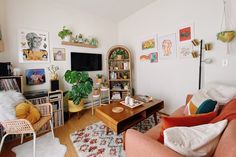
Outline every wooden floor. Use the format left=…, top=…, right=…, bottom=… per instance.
left=0, top=109, right=99, bottom=157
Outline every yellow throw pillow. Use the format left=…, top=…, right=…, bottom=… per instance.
left=16, top=101, right=41, bottom=124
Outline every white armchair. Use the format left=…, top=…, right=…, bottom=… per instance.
left=0, top=102, right=54, bottom=157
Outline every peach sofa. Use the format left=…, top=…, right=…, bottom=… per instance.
left=125, top=96, right=236, bottom=157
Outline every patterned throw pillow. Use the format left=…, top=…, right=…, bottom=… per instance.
left=186, top=91, right=217, bottom=115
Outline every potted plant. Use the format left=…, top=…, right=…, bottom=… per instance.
left=96, top=74, right=103, bottom=84
left=217, top=30, right=236, bottom=43
left=64, top=70, right=93, bottom=112
left=58, top=26, right=73, bottom=42
left=93, top=87, right=100, bottom=95
left=123, top=71, right=129, bottom=79
left=115, top=49, right=125, bottom=60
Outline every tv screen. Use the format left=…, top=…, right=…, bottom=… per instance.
left=71, top=52, right=102, bottom=71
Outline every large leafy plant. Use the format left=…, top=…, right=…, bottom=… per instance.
left=64, top=70, right=93, bottom=105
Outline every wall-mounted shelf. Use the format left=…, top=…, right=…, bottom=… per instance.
left=61, top=41, right=97, bottom=48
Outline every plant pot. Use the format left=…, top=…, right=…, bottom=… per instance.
left=68, top=99, right=84, bottom=113
left=116, top=55, right=123, bottom=60
left=217, top=31, right=236, bottom=43
left=96, top=78, right=102, bottom=84
left=93, top=89, right=100, bottom=95
left=63, top=35, right=71, bottom=42
left=123, top=76, right=128, bottom=79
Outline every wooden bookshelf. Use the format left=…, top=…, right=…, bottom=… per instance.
left=107, top=45, right=132, bottom=101
left=61, top=41, right=97, bottom=48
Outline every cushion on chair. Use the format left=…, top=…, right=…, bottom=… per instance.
left=158, top=112, right=217, bottom=143
left=16, top=101, right=41, bottom=124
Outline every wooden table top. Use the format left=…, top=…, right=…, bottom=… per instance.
left=95, top=99, right=164, bottom=126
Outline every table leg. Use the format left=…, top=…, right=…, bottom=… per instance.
left=153, top=112, right=158, bottom=125
left=92, top=98, right=94, bottom=115
left=123, top=131, right=126, bottom=150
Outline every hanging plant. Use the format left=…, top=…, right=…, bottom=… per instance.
left=217, top=30, right=236, bottom=43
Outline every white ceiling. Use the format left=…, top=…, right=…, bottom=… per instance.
left=60, top=0, right=157, bottom=22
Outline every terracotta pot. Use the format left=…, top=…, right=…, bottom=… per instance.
left=93, top=89, right=100, bottom=95
left=68, top=99, right=84, bottom=113
left=116, top=55, right=123, bottom=60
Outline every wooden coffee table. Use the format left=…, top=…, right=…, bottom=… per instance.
left=95, top=98, right=164, bottom=135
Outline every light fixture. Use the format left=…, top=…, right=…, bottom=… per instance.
left=191, top=39, right=213, bottom=90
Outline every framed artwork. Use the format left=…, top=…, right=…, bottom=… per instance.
left=158, top=33, right=177, bottom=59
left=150, top=52, right=158, bottom=63
left=141, top=35, right=157, bottom=53
left=178, top=24, right=194, bottom=42
left=178, top=42, right=193, bottom=58
left=53, top=48, right=66, bottom=61
left=18, top=29, right=49, bottom=63
left=139, top=54, right=150, bottom=61
left=25, top=69, right=46, bottom=85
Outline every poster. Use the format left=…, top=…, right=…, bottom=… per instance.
left=178, top=24, right=194, bottom=42
left=19, top=29, right=49, bottom=63
left=141, top=35, right=157, bottom=53
left=158, top=33, right=177, bottom=59
left=178, top=42, right=192, bottom=58
left=53, top=48, right=66, bottom=61
left=25, top=69, right=46, bottom=85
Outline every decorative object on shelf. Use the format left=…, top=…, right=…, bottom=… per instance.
left=25, top=69, right=46, bottom=85
left=0, top=26, right=4, bottom=52
left=107, top=45, right=132, bottom=101
left=90, top=38, right=98, bottom=46
left=58, top=26, right=72, bottom=42
left=96, top=74, right=103, bottom=84
left=53, top=48, right=66, bottom=61
left=64, top=70, right=93, bottom=112
left=158, top=33, right=177, bottom=59
left=19, top=29, right=49, bottom=63
left=217, top=0, right=235, bottom=54
left=93, top=87, right=100, bottom=95
left=191, top=39, right=213, bottom=89
left=48, top=65, right=59, bottom=80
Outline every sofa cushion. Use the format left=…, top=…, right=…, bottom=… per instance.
left=164, top=120, right=227, bottom=157
left=158, top=112, right=217, bottom=143
left=186, top=90, right=217, bottom=115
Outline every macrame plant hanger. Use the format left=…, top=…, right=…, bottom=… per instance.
left=218, top=0, right=235, bottom=54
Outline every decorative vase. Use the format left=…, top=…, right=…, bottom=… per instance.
left=51, top=73, right=58, bottom=80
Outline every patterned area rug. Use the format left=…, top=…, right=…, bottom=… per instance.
left=70, top=115, right=159, bottom=157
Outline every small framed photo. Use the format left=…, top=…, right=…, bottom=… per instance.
left=25, top=69, right=46, bottom=85
left=53, top=48, right=66, bottom=61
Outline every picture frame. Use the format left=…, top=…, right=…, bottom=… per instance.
left=25, top=69, right=46, bottom=85
left=53, top=48, right=66, bottom=61
left=178, top=24, right=194, bottom=42
left=141, top=34, right=158, bottom=53
left=158, top=33, right=177, bottom=59
left=178, top=42, right=193, bottom=59
left=18, top=29, right=50, bottom=63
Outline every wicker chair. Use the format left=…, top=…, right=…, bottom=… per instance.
left=0, top=102, right=54, bottom=157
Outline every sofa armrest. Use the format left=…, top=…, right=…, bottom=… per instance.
left=214, top=119, right=236, bottom=157
left=125, top=129, right=183, bottom=157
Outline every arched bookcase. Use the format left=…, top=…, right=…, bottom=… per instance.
left=107, top=45, right=132, bottom=101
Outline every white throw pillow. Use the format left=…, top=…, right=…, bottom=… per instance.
left=0, top=90, right=25, bottom=121
left=164, top=120, right=228, bottom=157
left=206, top=83, right=236, bottom=100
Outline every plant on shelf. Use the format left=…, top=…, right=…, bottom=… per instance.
left=64, top=70, right=93, bottom=112
left=123, top=71, right=129, bottom=79
left=96, top=74, right=103, bottom=84
left=101, top=78, right=109, bottom=89
left=58, top=26, right=73, bottom=41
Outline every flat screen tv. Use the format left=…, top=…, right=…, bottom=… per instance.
left=71, top=52, right=102, bottom=71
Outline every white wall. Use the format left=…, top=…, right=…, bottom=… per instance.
left=118, top=0, right=236, bottom=114
left=1, top=0, right=117, bottom=92
left=0, top=0, right=6, bottom=55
